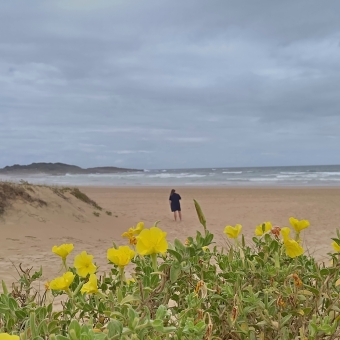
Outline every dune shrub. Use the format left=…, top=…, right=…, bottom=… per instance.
left=1, top=202, right=340, bottom=339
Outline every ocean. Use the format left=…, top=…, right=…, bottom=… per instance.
left=2, top=164, right=340, bottom=187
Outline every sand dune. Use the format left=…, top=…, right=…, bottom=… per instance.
left=1, top=184, right=340, bottom=300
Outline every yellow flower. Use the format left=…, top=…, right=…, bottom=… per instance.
left=280, top=227, right=291, bottom=242
left=49, top=272, right=75, bottom=291
left=126, top=278, right=136, bottom=285
left=107, top=246, right=135, bottom=267
left=134, top=222, right=144, bottom=234
left=289, top=217, right=310, bottom=233
left=81, top=274, right=98, bottom=294
left=224, top=224, right=242, bottom=239
left=0, top=334, right=20, bottom=340
left=122, top=228, right=134, bottom=240
left=332, top=241, right=340, bottom=252
left=44, top=281, right=50, bottom=291
left=122, top=222, right=144, bottom=245
left=74, top=251, right=97, bottom=278
left=281, top=227, right=304, bottom=258
left=202, top=246, right=209, bottom=252
left=52, top=244, right=74, bottom=259
left=129, top=236, right=137, bottom=246
left=136, top=227, right=168, bottom=255
left=122, top=222, right=145, bottom=238
left=255, top=222, right=272, bottom=236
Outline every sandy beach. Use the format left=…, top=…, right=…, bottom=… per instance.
left=1, top=185, right=340, bottom=293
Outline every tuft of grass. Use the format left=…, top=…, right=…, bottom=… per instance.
left=62, top=187, right=102, bottom=210
left=93, top=211, right=100, bottom=217
left=106, top=211, right=112, bottom=216
left=0, top=182, right=47, bottom=215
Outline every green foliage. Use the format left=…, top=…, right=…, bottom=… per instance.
left=2, top=201, right=340, bottom=339
left=93, top=212, right=100, bottom=217
left=105, top=211, right=112, bottom=216
left=62, top=187, right=102, bottom=211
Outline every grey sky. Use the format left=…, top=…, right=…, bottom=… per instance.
left=1, top=0, right=340, bottom=169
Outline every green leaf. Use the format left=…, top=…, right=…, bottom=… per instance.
left=167, top=249, right=182, bottom=262
left=156, top=305, right=167, bottom=320
left=162, top=326, right=177, bottom=334
left=320, top=268, right=330, bottom=276
left=152, top=319, right=164, bottom=332
left=47, top=303, right=53, bottom=314
left=170, top=263, right=181, bottom=283
left=48, top=321, right=59, bottom=333
left=69, top=320, right=81, bottom=339
left=104, top=310, right=124, bottom=318
left=174, top=239, right=186, bottom=252
left=280, top=314, right=292, bottom=326
left=15, top=309, right=27, bottom=319
left=0, top=302, right=10, bottom=313
left=8, top=297, right=18, bottom=311
left=32, top=266, right=43, bottom=280
left=119, top=294, right=139, bottom=305
left=56, top=336, right=70, bottom=340
left=82, top=303, right=93, bottom=312
left=107, top=320, right=123, bottom=337
left=204, top=232, right=214, bottom=245
left=37, top=319, right=48, bottom=336
left=1, top=280, right=9, bottom=295
left=30, top=312, right=38, bottom=338
left=193, top=199, right=206, bottom=231
left=6, top=317, right=15, bottom=331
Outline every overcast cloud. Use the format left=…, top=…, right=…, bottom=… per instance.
left=1, top=0, right=340, bottom=169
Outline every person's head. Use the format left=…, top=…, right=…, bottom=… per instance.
left=170, top=189, right=175, bottom=196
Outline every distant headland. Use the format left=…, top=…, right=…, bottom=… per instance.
left=0, top=162, right=142, bottom=175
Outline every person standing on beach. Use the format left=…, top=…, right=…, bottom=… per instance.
left=169, top=189, right=182, bottom=221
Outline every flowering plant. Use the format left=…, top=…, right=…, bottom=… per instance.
left=2, top=205, right=340, bottom=339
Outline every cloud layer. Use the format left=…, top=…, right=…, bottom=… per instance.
left=1, top=0, right=340, bottom=169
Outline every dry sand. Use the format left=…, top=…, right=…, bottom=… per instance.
left=1, top=185, right=340, bottom=296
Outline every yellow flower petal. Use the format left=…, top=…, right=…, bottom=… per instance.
left=224, top=224, right=242, bottom=238
left=255, top=222, right=272, bottom=236
left=0, top=334, right=20, bottom=340
left=284, top=239, right=304, bottom=258
left=107, top=246, right=135, bottom=267
left=289, top=217, right=310, bottom=233
left=49, top=271, right=75, bottom=291
left=332, top=241, right=340, bottom=252
left=122, top=228, right=134, bottom=239
left=52, top=244, right=74, bottom=259
left=126, top=278, right=135, bottom=285
left=280, top=227, right=291, bottom=242
left=81, top=274, right=98, bottom=294
left=136, top=227, right=168, bottom=255
left=133, top=222, right=144, bottom=235
left=74, top=251, right=97, bottom=278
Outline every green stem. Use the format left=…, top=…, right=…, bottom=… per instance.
left=295, top=231, right=301, bottom=243
left=119, top=267, right=126, bottom=286
left=65, top=288, right=73, bottom=298
left=151, top=253, right=158, bottom=272
left=62, top=258, right=68, bottom=272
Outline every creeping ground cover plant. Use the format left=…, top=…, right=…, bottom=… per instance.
left=3, top=202, right=340, bottom=339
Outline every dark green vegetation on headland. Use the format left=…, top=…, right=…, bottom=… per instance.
left=0, top=162, right=142, bottom=175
